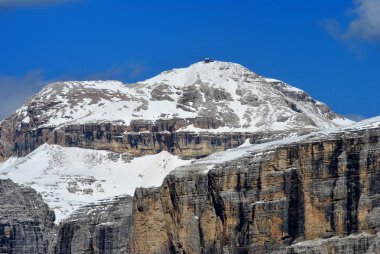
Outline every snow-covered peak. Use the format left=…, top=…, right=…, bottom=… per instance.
left=140, top=61, right=254, bottom=88
left=7, top=60, right=353, bottom=132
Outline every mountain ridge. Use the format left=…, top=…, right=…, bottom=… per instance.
left=4, top=61, right=352, bottom=132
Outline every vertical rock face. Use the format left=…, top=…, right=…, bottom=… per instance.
left=0, top=179, right=55, bottom=254
left=0, top=120, right=296, bottom=161
left=1, top=123, right=379, bottom=254
left=130, top=127, right=380, bottom=253
left=54, top=196, right=133, bottom=254
left=1, top=126, right=379, bottom=253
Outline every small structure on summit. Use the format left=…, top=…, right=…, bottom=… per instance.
left=201, top=58, right=214, bottom=63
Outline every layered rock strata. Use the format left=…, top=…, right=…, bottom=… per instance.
left=54, top=196, right=133, bottom=254
left=0, top=179, right=55, bottom=254
left=0, top=120, right=297, bottom=161
left=129, top=127, right=380, bottom=253
left=1, top=125, right=379, bottom=253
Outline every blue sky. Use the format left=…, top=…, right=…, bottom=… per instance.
left=0, top=0, right=379, bottom=120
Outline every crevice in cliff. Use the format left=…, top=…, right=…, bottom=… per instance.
left=235, top=165, right=252, bottom=249
left=311, top=142, right=324, bottom=179
left=166, top=133, right=177, bottom=153
left=328, top=140, right=343, bottom=234
left=168, top=180, right=180, bottom=215
left=237, top=201, right=251, bottom=249
left=345, top=151, right=361, bottom=235
left=55, top=222, right=80, bottom=254
left=207, top=171, right=227, bottom=250
left=207, top=172, right=227, bottom=224
left=286, top=167, right=305, bottom=243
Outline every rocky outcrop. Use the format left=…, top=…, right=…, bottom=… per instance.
left=0, top=179, right=55, bottom=254
left=129, top=127, right=380, bottom=253
left=282, top=233, right=380, bottom=254
left=54, top=196, right=133, bottom=254
left=0, top=118, right=296, bottom=161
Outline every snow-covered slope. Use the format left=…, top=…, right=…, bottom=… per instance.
left=0, top=144, right=191, bottom=222
left=10, top=61, right=352, bottom=132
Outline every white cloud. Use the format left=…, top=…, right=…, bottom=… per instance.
left=344, top=114, right=366, bottom=122
left=322, top=0, right=380, bottom=43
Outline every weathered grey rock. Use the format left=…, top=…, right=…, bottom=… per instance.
left=0, top=179, right=55, bottom=254
left=150, top=84, right=175, bottom=101
left=281, top=233, right=380, bottom=254
left=54, top=196, right=133, bottom=254
left=0, top=119, right=298, bottom=161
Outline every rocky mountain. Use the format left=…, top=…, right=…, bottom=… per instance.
left=2, top=60, right=378, bottom=254
left=0, top=116, right=378, bottom=253
left=0, top=61, right=352, bottom=161
left=0, top=61, right=353, bottom=221
left=128, top=116, right=380, bottom=253
left=5, top=61, right=350, bottom=131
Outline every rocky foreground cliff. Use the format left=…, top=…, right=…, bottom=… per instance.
left=0, top=179, right=55, bottom=253
left=127, top=119, right=380, bottom=254
left=1, top=117, right=379, bottom=253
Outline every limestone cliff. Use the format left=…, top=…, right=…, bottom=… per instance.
left=54, top=196, right=133, bottom=254
left=129, top=125, right=380, bottom=253
left=51, top=120, right=380, bottom=253
left=0, top=179, right=55, bottom=254
left=0, top=119, right=296, bottom=161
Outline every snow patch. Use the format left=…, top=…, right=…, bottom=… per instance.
left=0, top=144, right=192, bottom=222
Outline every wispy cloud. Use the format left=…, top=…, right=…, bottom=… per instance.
left=126, top=63, right=149, bottom=80
left=0, top=0, right=81, bottom=8
left=344, top=114, right=367, bottom=122
left=322, top=0, right=380, bottom=44
left=0, top=70, right=47, bottom=120
left=85, top=63, right=148, bottom=81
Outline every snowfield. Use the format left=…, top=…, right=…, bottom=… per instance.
left=0, top=144, right=192, bottom=222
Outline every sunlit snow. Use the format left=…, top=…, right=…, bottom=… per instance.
left=0, top=144, right=192, bottom=222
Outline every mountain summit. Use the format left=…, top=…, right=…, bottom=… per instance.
left=7, top=61, right=352, bottom=132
